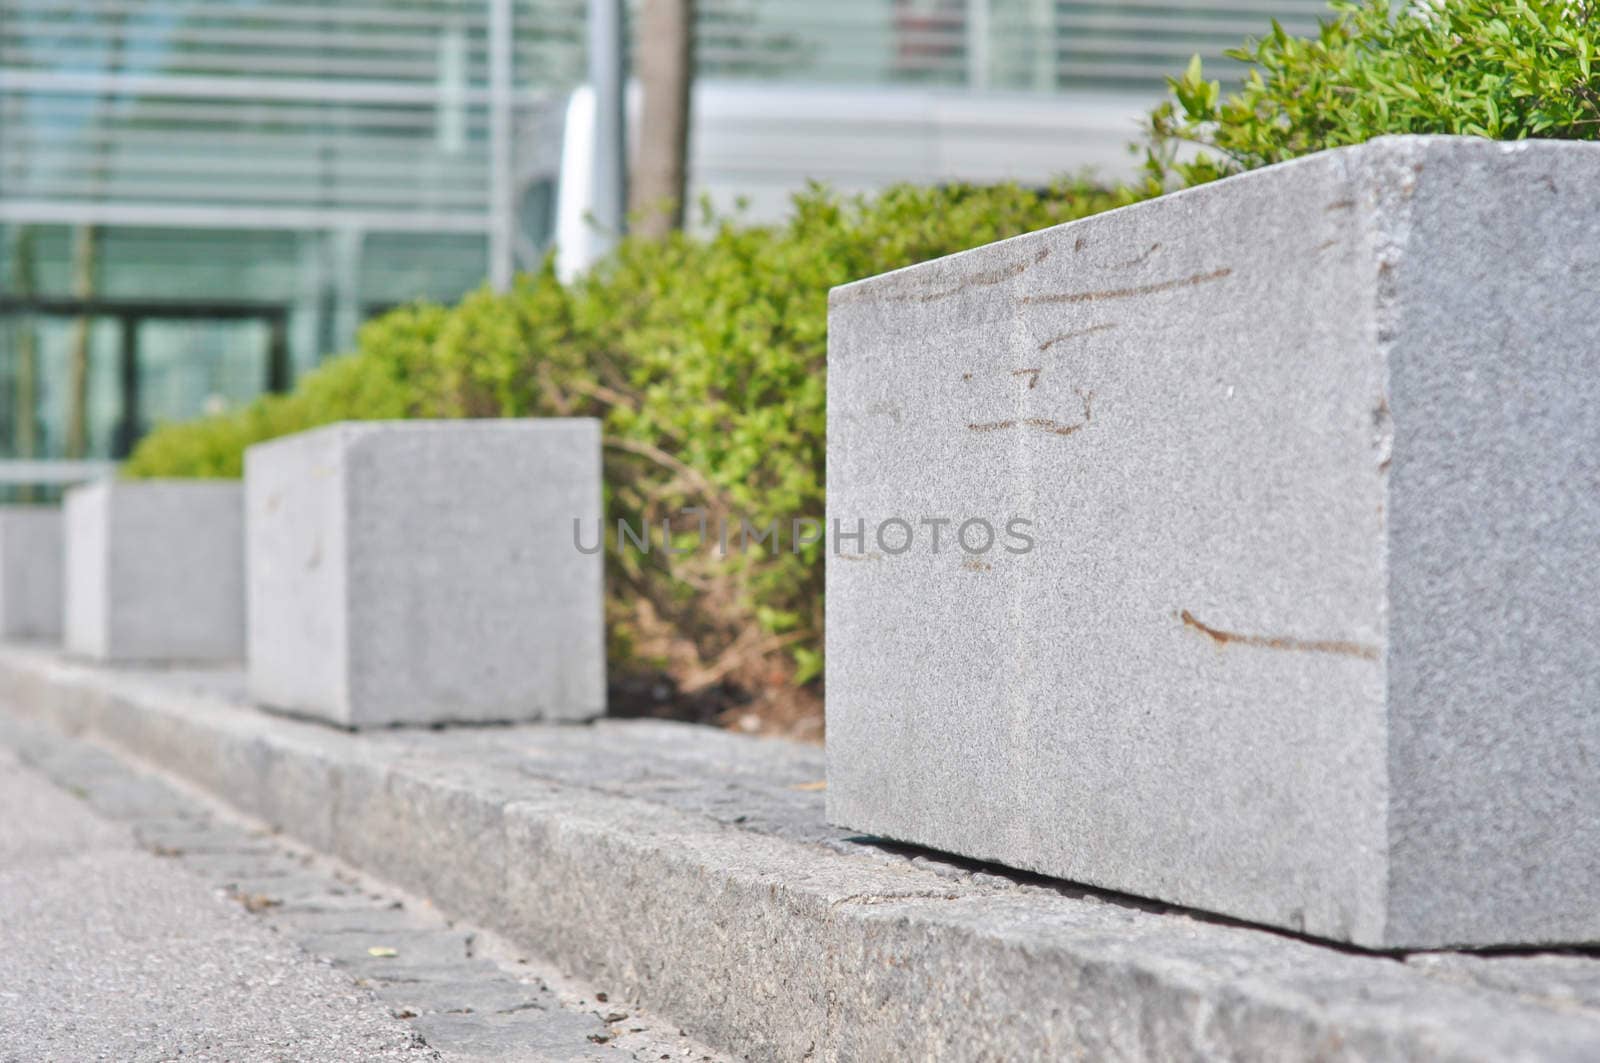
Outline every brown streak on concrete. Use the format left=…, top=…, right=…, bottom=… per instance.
left=1022, top=416, right=1086, bottom=437
left=840, top=247, right=1051, bottom=306
left=1114, top=242, right=1162, bottom=268
left=951, top=246, right=1051, bottom=291
left=1019, top=268, right=1232, bottom=306
left=1012, top=368, right=1041, bottom=389
left=968, top=389, right=1093, bottom=438
left=1038, top=322, right=1117, bottom=352
left=1179, top=609, right=1379, bottom=661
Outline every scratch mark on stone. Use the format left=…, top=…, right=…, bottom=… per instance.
left=1019, top=268, right=1231, bottom=306
left=835, top=247, right=1050, bottom=305
left=1024, top=413, right=1090, bottom=437
left=947, top=246, right=1051, bottom=294
left=830, top=892, right=964, bottom=908
left=1114, top=242, right=1162, bottom=267
left=961, top=558, right=992, bottom=572
left=968, top=389, right=1093, bottom=437
left=865, top=401, right=902, bottom=422
left=1315, top=239, right=1339, bottom=253
left=1011, top=368, right=1041, bottom=389
left=1178, top=609, right=1379, bottom=661
left=1325, top=199, right=1356, bottom=212
left=1373, top=395, right=1393, bottom=472
left=1038, top=322, right=1117, bottom=352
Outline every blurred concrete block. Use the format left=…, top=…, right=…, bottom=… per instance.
left=63, top=481, right=245, bottom=662
left=0, top=507, right=64, bottom=639
left=245, top=420, right=605, bottom=728
left=825, top=136, right=1600, bottom=949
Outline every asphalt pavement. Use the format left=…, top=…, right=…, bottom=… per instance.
left=0, top=731, right=724, bottom=1063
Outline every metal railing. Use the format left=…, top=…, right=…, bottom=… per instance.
left=0, top=460, right=116, bottom=485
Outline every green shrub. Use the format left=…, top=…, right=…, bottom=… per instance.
left=587, top=182, right=1140, bottom=687
left=123, top=304, right=445, bottom=478
left=1148, top=0, right=1600, bottom=186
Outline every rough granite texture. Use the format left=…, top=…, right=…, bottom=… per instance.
left=244, top=420, right=605, bottom=727
left=825, top=136, right=1600, bottom=949
left=0, top=506, right=63, bottom=639
left=3, top=646, right=1600, bottom=1061
left=63, top=480, right=245, bottom=662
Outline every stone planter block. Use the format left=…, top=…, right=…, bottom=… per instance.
left=245, top=420, right=605, bottom=728
left=63, top=481, right=245, bottom=663
left=825, top=136, right=1600, bottom=949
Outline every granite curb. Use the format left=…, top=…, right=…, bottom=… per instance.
left=3, top=643, right=1599, bottom=1061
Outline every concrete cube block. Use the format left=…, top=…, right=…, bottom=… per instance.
left=245, top=419, right=605, bottom=727
left=825, top=136, right=1600, bottom=949
left=0, top=506, right=64, bottom=639
left=63, top=481, right=245, bottom=662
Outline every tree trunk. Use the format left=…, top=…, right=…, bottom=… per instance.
left=63, top=10, right=122, bottom=460
left=629, top=0, right=695, bottom=239
left=10, top=229, right=39, bottom=501
left=64, top=224, right=98, bottom=460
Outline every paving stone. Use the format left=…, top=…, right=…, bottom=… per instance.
left=411, top=1012, right=611, bottom=1062
left=301, top=928, right=476, bottom=970
left=379, top=977, right=552, bottom=1018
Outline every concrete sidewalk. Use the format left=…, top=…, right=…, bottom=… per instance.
left=0, top=722, right=725, bottom=1062
left=0, top=743, right=431, bottom=1062
left=2, top=643, right=1600, bottom=1060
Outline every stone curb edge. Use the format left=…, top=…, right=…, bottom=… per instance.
left=2, top=644, right=1598, bottom=1061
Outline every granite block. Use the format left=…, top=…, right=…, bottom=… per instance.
left=62, top=481, right=245, bottom=662
left=0, top=507, right=63, bottom=639
left=825, top=136, right=1600, bottom=948
left=244, top=420, right=605, bottom=727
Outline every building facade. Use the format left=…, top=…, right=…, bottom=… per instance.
left=0, top=0, right=1325, bottom=473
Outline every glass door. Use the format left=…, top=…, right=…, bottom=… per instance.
left=1, top=309, right=286, bottom=486
left=136, top=317, right=278, bottom=436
